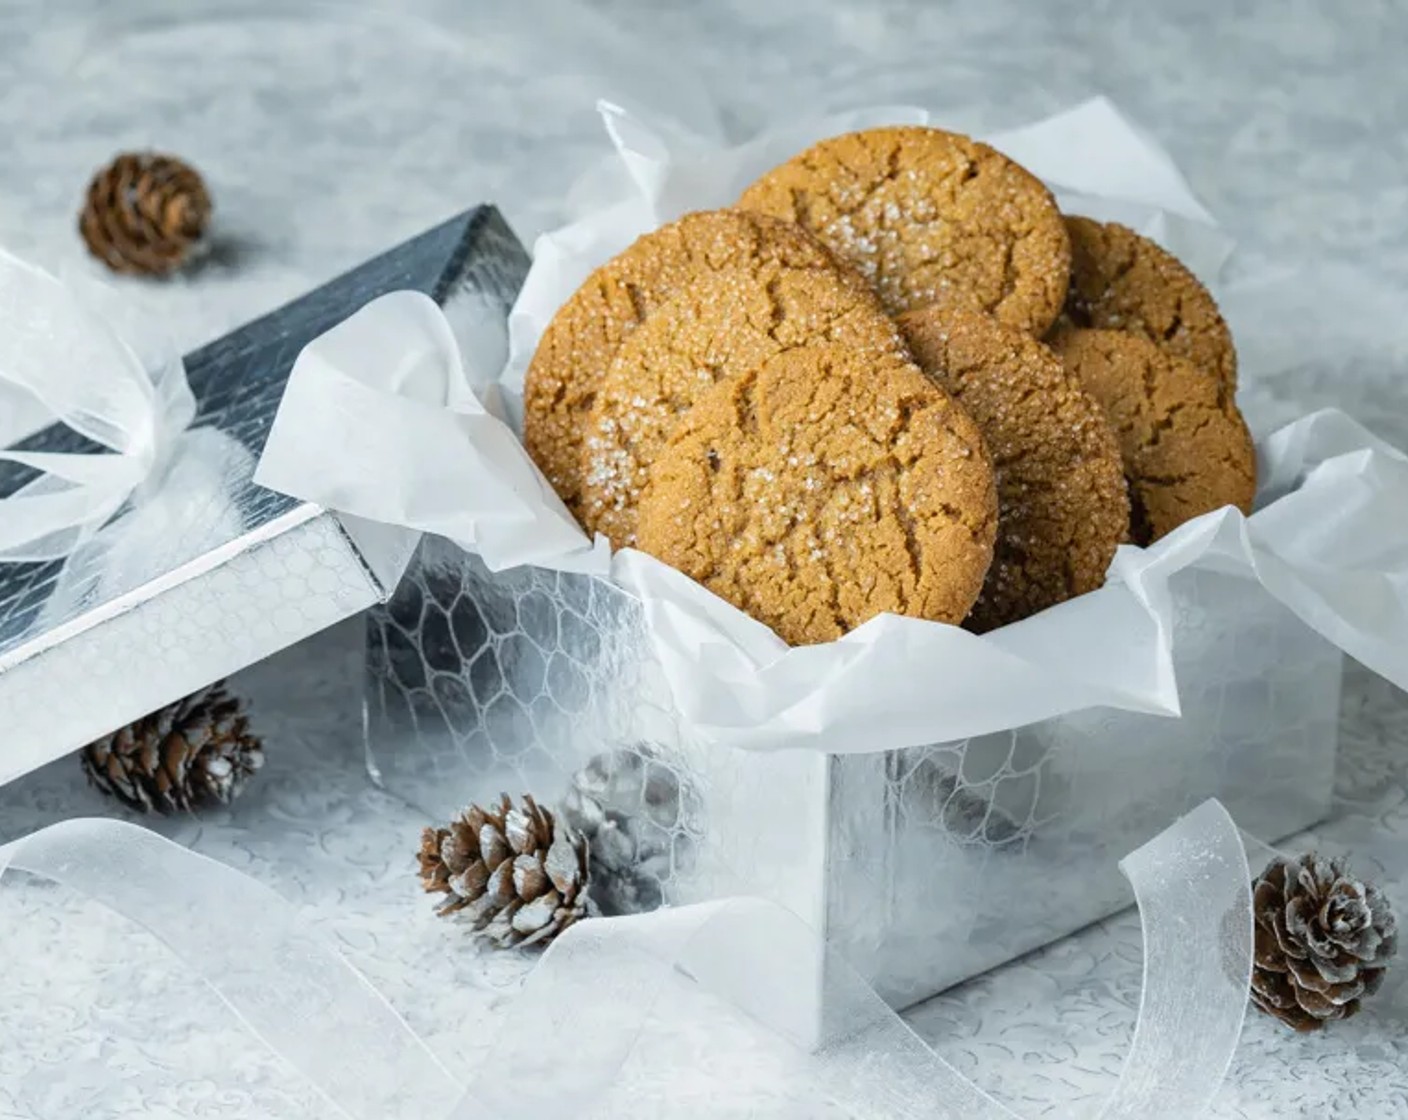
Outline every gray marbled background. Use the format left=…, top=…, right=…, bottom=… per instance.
left=4, top=1, right=1407, bottom=353
left=2, top=2, right=1407, bottom=1116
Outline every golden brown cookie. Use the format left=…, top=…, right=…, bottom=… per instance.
left=634, top=346, right=998, bottom=646
left=736, top=126, right=1070, bottom=334
left=522, top=209, right=841, bottom=516
left=1056, top=216, right=1237, bottom=389
left=898, top=305, right=1129, bottom=632
left=581, top=261, right=906, bottom=550
left=1051, top=329, right=1256, bottom=545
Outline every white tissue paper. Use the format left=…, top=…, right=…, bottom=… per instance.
left=257, top=97, right=1408, bottom=759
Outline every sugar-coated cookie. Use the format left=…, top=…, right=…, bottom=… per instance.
left=899, top=305, right=1129, bottom=631
left=523, top=209, right=841, bottom=515
left=635, top=346, right=998, bottom=646
left=1051, top=329, right=1256, bottom=544
left=581, top=261, right=905, bottom=549
left=1056, top=217, right=1237, bottom=389
left=737, top=126, right=1070, bottom=334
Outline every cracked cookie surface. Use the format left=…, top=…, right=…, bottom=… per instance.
left=1054, top=216, right=1237, bottom=389
left=634, top=345, right=997, bottom=646
left=899, top=305, right=1128, bottom=632
left=581, top=260, right=905, bottom=550
left=1051, top=329, right=1255, bottom=545
left=523, top=209, right=840, bottom=516
left=737, top=126, right=1070, bottom=335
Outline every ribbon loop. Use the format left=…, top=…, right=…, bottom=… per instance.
left=0, top=248, right=194, bottom=563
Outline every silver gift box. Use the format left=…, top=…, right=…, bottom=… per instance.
left=0, top=207, right=530, bottom=788
left=364, top=537, right=1341, bottom=1007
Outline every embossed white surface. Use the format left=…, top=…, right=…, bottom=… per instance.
left=2, top=1, right=1408, bottom=1115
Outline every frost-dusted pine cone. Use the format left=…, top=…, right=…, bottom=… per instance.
left=561, top=744, right=700, bottom=916
left=80, top=682, right=263, bottom=813
left=418, top=794, right=592, bottom=948
left=1251, top=852, right=1398, bottom=1031
left=79, top=152, right=212, bottom=276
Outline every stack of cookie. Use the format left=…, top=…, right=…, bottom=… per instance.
left=523, top=126, right=1255, bottom=646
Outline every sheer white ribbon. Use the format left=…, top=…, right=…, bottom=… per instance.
left=0, top=798, right=1252, bottom=1119
left=0, top=248, right=196, bottom=563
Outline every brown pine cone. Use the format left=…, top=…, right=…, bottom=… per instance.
left=81, top=682, right=264, bottom=813
left=418, top=794, right=593, bottom=948
left=79, top=152, right=212, bottom=276
left=1251, top=852, right=1398, bottom=1031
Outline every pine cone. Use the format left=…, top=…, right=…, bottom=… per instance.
left=1251, top=852, right=1398, bottom=1031
left=79, top=152, right=212, bottom=276
left=561, top=745, right=699, bottom=916
left=418, top=794, right=592, bottom=948
left=81, top=682, right=264, bottom=813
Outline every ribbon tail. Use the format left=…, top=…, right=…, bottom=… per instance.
left=0, top=475, right=133, bottom=561
left=454, top=798, right=1252, bottom=1119
left=1103, top=798, right=1252, bottom=1119
left=0, top=800, right=1252, bottom=1119
left=0, top=819, right=465, bottom=1120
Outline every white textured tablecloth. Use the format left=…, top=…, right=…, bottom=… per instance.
left=2, top=2, right=1408, bottom=1116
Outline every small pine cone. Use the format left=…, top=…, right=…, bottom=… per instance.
left=561, top=744, right=699, bottom=916
left=1251, top=852, right=1398, bottom=1031
left=81, top=682, right=264, bottom=813
left=418, top=794, right=592, bottom=949
left=79, top=152, right=212, bottom=276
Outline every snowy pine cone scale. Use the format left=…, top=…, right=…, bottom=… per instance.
left=418, top=794, right=593, bottom=949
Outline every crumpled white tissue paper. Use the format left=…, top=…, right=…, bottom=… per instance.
left=256, top=98, right=1408, bottom=755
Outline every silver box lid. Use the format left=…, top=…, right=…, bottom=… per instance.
left=0, top=205, right=529, bottom=786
